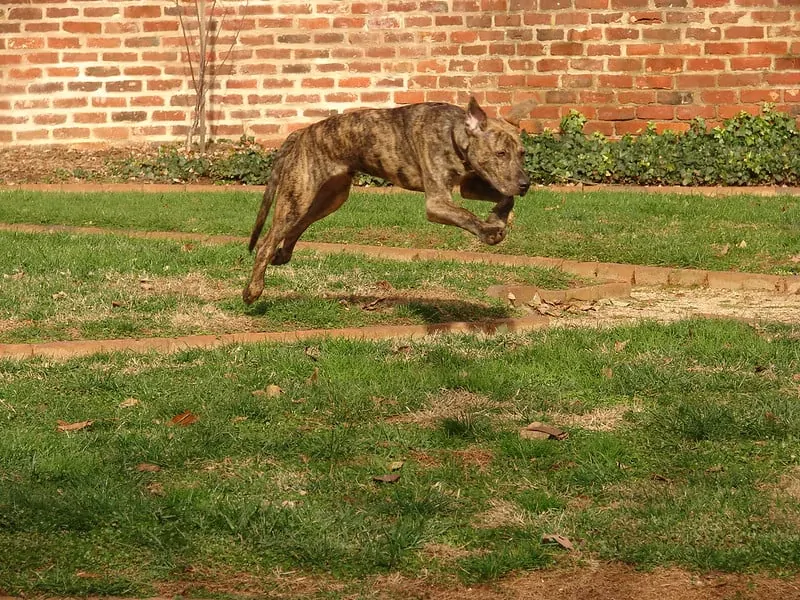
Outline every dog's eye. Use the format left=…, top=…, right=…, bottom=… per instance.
left=496, top=150, right=507, bottom=158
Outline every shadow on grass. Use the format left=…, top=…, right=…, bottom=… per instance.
left=243, top=293, right=514, bottom=325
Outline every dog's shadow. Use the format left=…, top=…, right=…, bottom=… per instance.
left=243, top=293, right=513, bottom=324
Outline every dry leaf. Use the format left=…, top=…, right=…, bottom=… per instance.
left=139, top=278, right=154, bottom=291
left=738, top=240, right=747, bottom=249
left=601, top=367, right=614, bottom=379
left=75, top=571, right=100, bottom=579
left=792, top=373, right=800, bottom=382
left=56, top=419, right=93, bottom=432
left=231, top=415, right=248, bottom=423
left=118, top=397, right=139, bottom=408
left=389, top=461, right=405, bottom=471
left=507, top=291, right=517, bottom=306
left=51, top=291, right=68, bottom=300
left=520, top=422, right=568, bottom=441
left=266, top=384, right=282, bottom=397
left=790, top=255, right=800, bottom=263
left=651, top=473, right=672, bottom=482
left=705, top=465, right=725, bottom=474
left=136, top=463, right=161, bottom=472
left=714, top=243, right=730, bottom=257
left=304, top=345, right=320, bottom=361
left=541, top=533, right=574, bottom=551
left=111, top=300, right=124, bottom=308
left=181, top=243, right=195, bottom=252
left=373, top=473, right=401, bottom=484
left=146, top=481, right=165, bottom=496
left=306, top=367, right=319, bottom=385
left=170, top=411, right=198, bottom=426
left=614, top=340, right=629, bottom=352
left=362, top=298, right=385, bottom=311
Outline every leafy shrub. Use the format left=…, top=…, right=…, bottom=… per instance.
left=111, top=106, right=800, bottom=187
left=523, top=105, right=800, bottom=186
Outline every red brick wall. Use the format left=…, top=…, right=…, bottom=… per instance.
left=1, top=0, right=798, bottom=148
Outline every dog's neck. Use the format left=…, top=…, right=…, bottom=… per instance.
left=451, top=123, right=473, bottom=174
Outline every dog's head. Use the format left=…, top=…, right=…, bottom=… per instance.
left=462, top=98, right=532, bottom=197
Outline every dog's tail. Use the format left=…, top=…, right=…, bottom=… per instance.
left=248, top=136, right=295, bottom=253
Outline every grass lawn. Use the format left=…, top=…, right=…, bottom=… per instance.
left=1, top=188, right=799, bottom=274
left=1, top=319, right=799, bottom=596
left=0, top=230, right=575, bottom=344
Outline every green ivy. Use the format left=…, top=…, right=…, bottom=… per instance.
left=111, top=106, right=800, bottom=187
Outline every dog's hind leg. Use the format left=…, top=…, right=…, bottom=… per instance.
left=271, top=173, right=353, bottom=265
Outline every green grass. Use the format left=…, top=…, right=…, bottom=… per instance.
left=1, top=189, right=799, bottom=274
left=1, top=319, right=799, bottom=595
left=0, top=230, right=575, bottom=343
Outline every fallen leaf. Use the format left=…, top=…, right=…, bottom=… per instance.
left=362, top=298, right=385, bottom=311
left=738, top=240, right=747, bottom=249
left=231, top=415, right=248, bottom=423
left=389, top=460, right=405, bottom=471
left=266, top=384, right=282, bottom=397
left=281, top=500, right=297, bottom=509
left=705, top=465, right=725, bottom=474
left=56, top=419, right=93, bottom=432
left=609, top=298, right=630, bottom=307
left=541, top=533, right=574, bottom=551
left=304, top=345, right=320, bottom=361
left=790, top=255, right=800, bottom=264
left=118, top=397, right=139, bottom=408
left=75, top=571, right=100, bottom=579
left=306, top=367, right=319, bottom=385
left=601, top=367, right=614, bottom=379
left=146, top=481, right=165, bottom=496
left=373, top=473, right=401, bottom=484
left=170, top=411, right=198, bottom=426
left=136, top=463, right=161, bottom=472
left=51, top=291, right=68, bottom=300
left=139, top=278, right=154, bottom=291
left=181, top=243, right=195, bottom=252
left=651, top=473, right=671, bottom=482
left=507, top=291, right=517, bottom=306
left=520, top=422, right=568, bottom=441
left=614, top=339, right=629, bottom=352
left=714, top=243, right=730, bottom=257
left=111, top=300, right=124, bottom=308
left=792, top=373, right=800, bottom=382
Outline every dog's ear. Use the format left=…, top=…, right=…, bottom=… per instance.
left=465, top=97, right=487, bottom=135
left=503, top=99, right=537, bottom=128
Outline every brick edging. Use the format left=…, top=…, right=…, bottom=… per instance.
left=0, top=315, right=550, bottom=361
left=3, top=183, right=800, bottom=197
left=2, top=222, right=798, bottom=294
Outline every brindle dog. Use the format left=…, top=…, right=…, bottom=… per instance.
left=243, top=97, right=534, bottom=305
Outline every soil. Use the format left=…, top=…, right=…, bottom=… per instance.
left=0, top=145, right=141, bottom=184
left=137, top=561, right=800, bottom=599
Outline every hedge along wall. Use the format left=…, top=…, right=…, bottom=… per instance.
left=1, top=0, right=799, bottom=148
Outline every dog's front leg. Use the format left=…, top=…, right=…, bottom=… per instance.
left=425, top=190, right=506, bottom=245
left=458, top=175, right=514, bottom=245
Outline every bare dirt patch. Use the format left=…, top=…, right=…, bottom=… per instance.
left=473, top=498, right=530, bottom=529
left=555, top=285, right=800, bottom=328
left=140, top=561, right=800, bottom=600
left=386, top=389, right=516, bottom=427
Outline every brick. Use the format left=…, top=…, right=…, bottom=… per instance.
left=606, top=28, right=640, bottom=40
left=537, top=58, right=569, bottom=71
left=551, top=42, right=584, bottom=55
left=627, top=43, right=661, bottom=55
left=776, top=57, right=800, bottom=70
left=34, top=114, right=67, bottom=125
left=705, top=42, right=745, bottom=54
left=608, top=58, right=643, bottom=71
left=740, top=89, right=782, bottom=102
left=85, top=66, right=120, bottom=78
left=657, top=91, right=694, bottom=104
left=710, top=11, right=747, bottom=24
left=124, top=6, right=161, bottom=18
left=636, top=75, right=674, bottom=88
left=599, top=74, right=634, bottom=87
left=725, top=25, right=764, bottom=38
left=645, top=58, right=684, bottom=72
left=676, top=105, right=715, bottom=119
left=686, top=58, right=725, bottom=70
left=731, top=57, right=772, bottom=69
left=9, top=38, right=44, bottom=50
left=598, top=106, right=636, bottom=120
left=63, top=22, right=102, bottom=34
left=106, top=81, right=142, bottom=93
left=53, top=127, right=91, bottom=140
left=9, top=7, right=42, bottom=19
left=587, top=44, right=622, bottom=55
left=618, top=90, right=656, bottom=103
left=637, top=105, right=675, bottom=119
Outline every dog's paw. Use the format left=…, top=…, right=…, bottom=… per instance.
left=479, top=224, right=507, bottom=246
left=242, top=284, right=263, bottom=305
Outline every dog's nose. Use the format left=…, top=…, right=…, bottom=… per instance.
left=518, top=175, right=531, bottom=195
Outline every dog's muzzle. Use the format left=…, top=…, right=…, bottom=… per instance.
left=518, top=174, right=531, bottom=196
